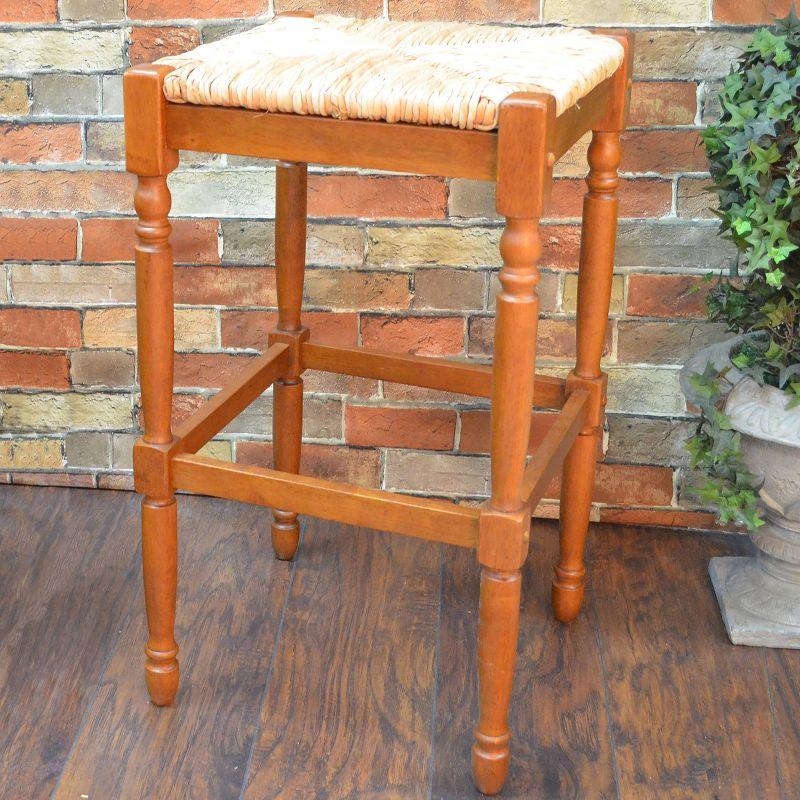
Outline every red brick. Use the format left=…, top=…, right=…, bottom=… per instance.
left=308, top=175, right=447, bottom=219
left=468, top=316, right=611, bottom=360
left=0, top=171, right=135, bottom=214
left=275, top=0, right=382, bottom=15
left=620, top=130, right=706, bottom=174
left=0, top=218, right=77, bottom=261
left=174, top=353, right=255, bottom=389
left=0, top=124, right=83, bottom=165
left=128, top=0, right=269, bottom=18
left=615, top=180, right=674, bottom=218
left=360, top=315, right=464, bottom=356
left=0, top=0, right=57, bottom=21
left=544, top=463, right=675, bottom=506
left=173, top=266, right=276, bottom=306
left=714, top=0, right=794, bottom=23
left=221, top=310, right=359, bottom=349
left=346, top=405, right=456, bottom=450
left=0, top=351, right=69, bottom=389
left=237, top=440, right=381, bottom=485
left=389, top=0, right=537, bottom=21
left=81, top=218, right=219, bottom=264
left=626, top=274, right=710, bottom=319
left=0, top=308, right=81, bottom=348
left=130, top=27, right=201, bottom=65
left=629, top=81, right=698, bottom=127
left=459, top=409, right=555, bottom=455
left=540, top=225, right=581, bottom=270
left=459, top=407, right=604, bottom=459
left=598, top=506, right=725, bottom=531
left=170, top=393, right=206, bottom=425
left=549, top=178, right=671, bottom=218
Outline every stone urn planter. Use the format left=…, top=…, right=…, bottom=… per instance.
left=681, top=338, right=800, bottom=648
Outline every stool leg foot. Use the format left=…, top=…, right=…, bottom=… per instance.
left=551, top=574, right=585, bottom=624
left=472, top=567, right=521, bottom=796
left=142, top=498, right=179, bottom=706
left=271, top=512, right=299, bottom=561
left=146, top=658, right=179, bottom=707
left=552, top=567, right=586, bottom=624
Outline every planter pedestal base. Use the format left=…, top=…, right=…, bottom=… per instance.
left=682, top=340, right=800, bottom=650
left=710, top=556, right=800, bottom=649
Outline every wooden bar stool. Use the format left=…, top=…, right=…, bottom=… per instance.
left=124, top=15, right=631, bottom=795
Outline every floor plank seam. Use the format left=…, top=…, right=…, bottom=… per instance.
left=763, top=649, right=787, bottom=800
left=427, top=545, right=445, bottom=800
left=49, top=539, right=142, bottom=800
left=588, top=565, right=623, bottom=800
left=237, top=527, right=301, bottom=800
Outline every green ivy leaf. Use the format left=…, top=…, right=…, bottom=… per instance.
left=731, top=351, right=752, bottom=368
left=766, top=266, right=786, bottom=287
left=750, top=141, right=781, bottom=173
left=748, top=29, right=791, bottom=64
left=764, top=338, right=785, bottom=361
left=727, top=158, right=761, bottom=190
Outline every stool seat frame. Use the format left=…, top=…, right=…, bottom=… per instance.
left=124, top=27, right=632, bottom=796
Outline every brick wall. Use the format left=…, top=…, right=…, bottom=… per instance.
left=0, top=1, right=779, bottom=528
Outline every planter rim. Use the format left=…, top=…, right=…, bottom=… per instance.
left=727, top=377, right=800, bottom=448
left=680, top=335, right=800, bottom=449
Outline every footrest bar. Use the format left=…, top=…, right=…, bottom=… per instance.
left=302, top=342, right=566, bottom=408
left=173, top=343, right=290, bottom=455
left=519, top=390, right=590, bottom=509
left=172, top=453, right=480, bottom=548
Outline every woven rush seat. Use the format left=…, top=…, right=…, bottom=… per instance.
left=157, top=15, right=625, bottom=131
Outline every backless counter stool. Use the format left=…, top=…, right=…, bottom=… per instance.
left=124, top=14, right=631, bottom=795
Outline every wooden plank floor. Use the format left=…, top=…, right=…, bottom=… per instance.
left=1, top=485, right=798, bottom=799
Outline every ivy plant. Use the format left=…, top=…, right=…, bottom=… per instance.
left=685, top=363, right=764, bottom=529
left=686, top=12, right=800, bottom=528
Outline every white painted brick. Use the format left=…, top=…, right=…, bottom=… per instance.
left=168, top=170, right=276, bottom=218
left=0, top=30, right=124, bottom=74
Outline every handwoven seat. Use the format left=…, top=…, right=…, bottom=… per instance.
left=157, top=15, right=625, bottom=131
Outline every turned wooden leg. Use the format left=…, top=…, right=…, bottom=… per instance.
left=473, top=567, right=522, bottom=795
left=553, top=129, right=621, bottom=623
left=142, top=497, right=179, bottom=705
left=552, top=434, right=596, bottom=622
left=472, top=94, right=552, bottom=796
left=473, top=215, right=540, bottom=795
left=126, top=65, right=181, bottom=705
left=272, top=378, right=302, bottom=559
left=270, top=161, right=308, bottom=561
left=134, top=173, right=180, bottom=705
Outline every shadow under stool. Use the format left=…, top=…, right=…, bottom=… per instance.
left=124, top=14, right=632, bottom=796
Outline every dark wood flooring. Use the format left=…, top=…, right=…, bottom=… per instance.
left=1, top=485, right=798, bottom=800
